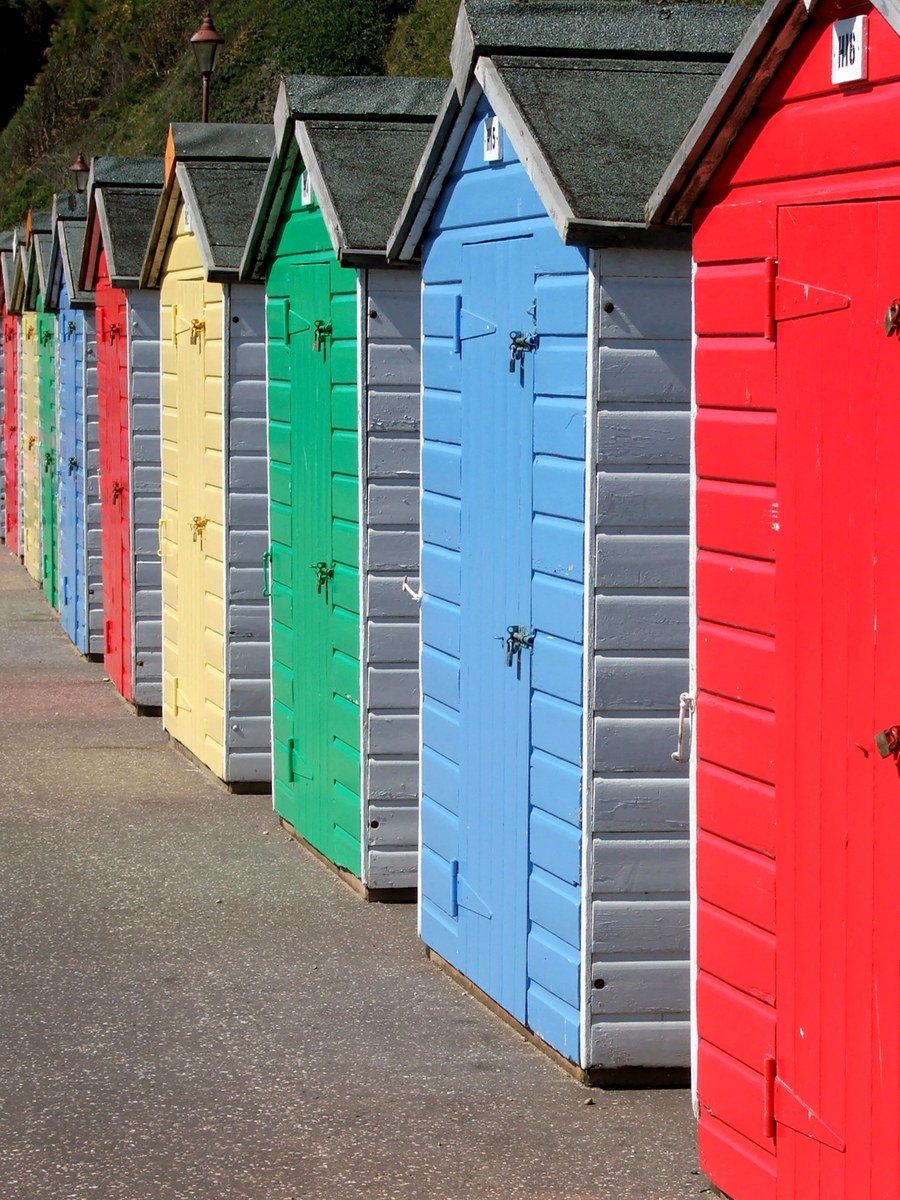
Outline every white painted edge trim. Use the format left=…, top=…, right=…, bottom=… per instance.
left=689, top=257, right=700, bottom=1115
left=476, top=58, right=577, bottom=247
left=125, top=294, right=138, bottom=692
left=176, top=164, right=216, bottom=281
left=416, top=268, right=426, bottom=936
left=294, top=123, right=346, bottom=263
left=397, top=83, right=481, bottom=262
left=357, top=270, right=370, bottom=886
left=580, top=252, right=601, bottom=1070
left=263, top=275, right=277, bottom=816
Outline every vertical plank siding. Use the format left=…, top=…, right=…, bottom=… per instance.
left=4, top=311, right=19, bottom=549
left=20, top=311, right=40, bottom=581
left=590, top=247, right=692, bottom=1067
left=225, top=282, right=271, bottom=783
left=361, top=266, right=422, bottom=888
left=36, top=303, right=57, bottom=606
left=83, top=310, right=103, bottom=656
left=127, top=288, right=163, bottom=708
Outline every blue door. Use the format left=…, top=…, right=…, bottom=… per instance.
left=57, top=290, right=86, bottom=651
left=420, top=216, right=588, bottom=1054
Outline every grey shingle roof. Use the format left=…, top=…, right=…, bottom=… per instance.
left=390, top=0, right=757, bottom=256
left=142, top=123, right=274, bottom=285
left=281, top=75, right=447, bottom=121
left=47, top=192, right=92, bottom=310
left=81, top=156, right=164, bottom=288
left=301, top=119, right=441, bottom=259
left=492, top=52, right=729, bottom=226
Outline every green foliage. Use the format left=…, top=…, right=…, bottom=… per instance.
left=386, top=0, right=456, bottom=77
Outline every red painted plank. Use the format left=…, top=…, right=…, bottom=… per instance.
left=699, top=900, right=775, bottom=1005
left=695, top=338, right=776, bottom=412
left=698, top=831, right=776, bottom=933
left=694, top=200, right=777, bottom=265
left=699, top=1042, right=775, bottom=1154
left=696, top=551, right=775, bottom=636
left=695, top=409, right=776, bottom=485
left=697, top=620, right=775, bottom=711
left=698, top=973, right=775, bottom=1071
left=697, top=480, right=776, bottom=561
left=695, top=261, right=774, bottom=337
left=698, top=760, right=776, bottom=858
left=698, top=693, right=775, bottom=784
left=699, top=1112, right=777, bottom=1200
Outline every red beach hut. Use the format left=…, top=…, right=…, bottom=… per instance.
left=648, top=0, right=900, bottom=1196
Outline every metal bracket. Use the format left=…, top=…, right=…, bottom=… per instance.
left=671, top=692, right=695, bottom=763
left=401, top=576, right=422, bottom=604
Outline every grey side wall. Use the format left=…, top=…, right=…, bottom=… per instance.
left=83, top=312, right=104, bottom=656
left=224, top=283, right=271, bottom=783
left=360, top=267, right=421, bottom=891
left=127, top=289, right=162, bottom=707
left=588, top=247, right=691, bottom=1069
left=0, top=334, right=5, bottom=543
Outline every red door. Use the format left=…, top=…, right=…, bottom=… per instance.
left=3, top=311, right=18, bottom=549
left=775, top=198, right=900, bottom=1198
left=94, top=251, right=132, bottom=702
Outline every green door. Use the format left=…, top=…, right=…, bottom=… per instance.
left=37, top=305, right=58, bottom=608
left=267, top=180, right=361, bottom=876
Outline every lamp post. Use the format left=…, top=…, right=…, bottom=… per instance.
left=68, top=152, right=88, bottom=194
left=190, top=11, right=225, bottom=123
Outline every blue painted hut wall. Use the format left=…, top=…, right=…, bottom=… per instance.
left=56, top=280, right=102, bottom=655
left=419, top=97, right=589, bottom=1061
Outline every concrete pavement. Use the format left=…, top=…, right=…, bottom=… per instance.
left=0, top=551, right=706, bottom=1200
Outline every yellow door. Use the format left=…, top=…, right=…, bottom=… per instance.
left=20, top=314, right=40, bottom=581
left=160, top=243, right=225, bottom=776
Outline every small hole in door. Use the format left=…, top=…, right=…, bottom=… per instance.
left=370, top=820, right=380, bottom=829
left=593, top=978, right=606, bottom=989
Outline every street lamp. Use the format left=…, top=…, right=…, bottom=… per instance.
left=190, top=11, right=225, bottom=123
left=68, top=152, right=89, bottom=194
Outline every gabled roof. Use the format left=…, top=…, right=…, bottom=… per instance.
left=7, top=227, right=26, bottom=314
left=142, top=122, right=275, bottom=287
left=23, top=211, right=52, bottom=310
left=389, top=0, right=755, bottom=258
left=242, top=74, right=446, bottom=275
left=0, top=230, right=13, bottom=313
left=47, top=191, right=91, bottom=311
left=646, top=0, right=900, bottom=224
left=80, top=156, right=164, bottom=290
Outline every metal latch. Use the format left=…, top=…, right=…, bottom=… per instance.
left=875, top=725, right=900, bottom=758
left=509, top=330, right=537, bottom=372
left=40, top=325, right=52, bottom=345
left=312, top=560, right=334, bottom=596
left=672, top=692, right=695, bottom=763
left=111, top=480, right=124, bottom=503
left=191, top=515, right=209, bottom=543
left=886, top=300, right=900, bottom=337
left=313, top=319, right=332, bottom=352
left=504, top=625, right=535, bottom=677
left=190, top=318, right=205, bottom=345
left=43, top=451, right=53, bottom=473
left=107, top=321, right=121, bottom=343
left=67, top=456, right=77, bottom=475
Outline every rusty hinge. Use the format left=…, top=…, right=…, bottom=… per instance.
left=763, top=1056, right=845, bottom=1152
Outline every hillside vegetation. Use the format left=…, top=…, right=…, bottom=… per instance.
left=0, top=0, right=455, bottom=228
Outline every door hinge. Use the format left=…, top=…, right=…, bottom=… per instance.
left=455, top=863, right=492, bottom=919
left=285, top=737, right=313, bottom=783
left=173, top=678, right=192, bottom=716
left=774, top=277, right=850, bottom=325
left=452, top=294, right=497, bottom=354
left=763, top=1055, right=846, bottom=1152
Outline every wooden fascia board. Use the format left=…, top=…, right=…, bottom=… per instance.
left=293, top=121, right=345, bottom=262
left=175, top=163, right=215, bottom=280
left=59, top=227, right=92, bottom=308
left=646, top=0, right=817, bottom=226
left=563, top=218, right=692, bottom=250
left=476, top=57, right=576, bottom=244
left=389, top=82, right=479, bottom=262
left=450, top=0, right=477, bottom=100
left=140, top=170, right=181, bottom=289
left=239, top=131, right=298, bottom=281
left=78, top=195, right=103, bottom=292
left=45, top=228, right=63, bottom=311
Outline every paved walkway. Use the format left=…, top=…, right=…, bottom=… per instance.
left=0, top=552, right=705, bottom=1200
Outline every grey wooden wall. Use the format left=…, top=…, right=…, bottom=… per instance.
left=224, top=283, right=271, bottom=783
left=360, top=267, right=422, bottom=891
left=0, top=333, right=5, bottom=544
left=83, top=313, right=104, bottom=657
left=128, top=289, right=162, bottom=709
left=588, top=246, right=691, bottom=1069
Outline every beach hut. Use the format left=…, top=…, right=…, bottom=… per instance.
left=13, top=215, right=49, bottom=585
left=0, top=230, right=13, bottom=545
left=242, top=74, right=444, bottom=892
left=79, top=157, right=164, bottom=711
left=389, top=0, right=750, bottom=1076
left=646, top=0, right=900, bottom=1192
left=1, top=230, right=21, bottom=554
left=140, top=122, right=274, bottom=785
left=28, top=217, right=58, bottom=607
left=47, top=191, right=102, bottom=656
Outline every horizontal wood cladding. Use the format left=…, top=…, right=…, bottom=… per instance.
left=694, top=261, right=773, bottom=338
left=695, top=410, right=776, bottom=485
left=699, top=1112, right=776, bottom=1200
